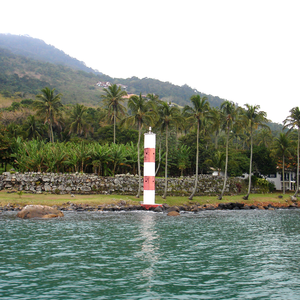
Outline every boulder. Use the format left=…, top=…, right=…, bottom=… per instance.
left=167, top=211, right=180, bottom=216
left=154, top=206, right=163, bottom=212
left=166, top=206, right=180, bottom=213
left=17, top=205, right=64, bottom=219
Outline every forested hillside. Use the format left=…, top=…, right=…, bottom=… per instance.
left=0, top=34, right=225, bottom=108
left=0, top=33, right=101, bottom=74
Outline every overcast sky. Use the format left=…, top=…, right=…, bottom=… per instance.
left=1, top=0, right=299, bottom=124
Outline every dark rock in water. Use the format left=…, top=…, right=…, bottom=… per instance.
left=167, top=211, right=180, bottom=216
left=191, top=205, right=199, bottom=213
left=288, top=203, right=298, bottom=209
left=166, top=206, right=180, bottom=214
left=17, top=205, right=64, bottom=219
left=154, top=206, right=163, bottom=213
left=178, top=206, right=186, bottom=211
left=125, top=205, right=143, bottom=211
left=218, top=202, right=244, bottom=210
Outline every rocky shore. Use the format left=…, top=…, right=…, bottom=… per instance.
left=1, top=201, right=299, bottom=214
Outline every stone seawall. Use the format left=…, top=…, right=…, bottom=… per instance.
left=0, top=172, right=244, bottom=196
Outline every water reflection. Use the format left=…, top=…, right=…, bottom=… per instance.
left=135, top=213, right=160, bottom=290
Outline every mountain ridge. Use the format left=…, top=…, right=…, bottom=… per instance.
left=0, top=33, right=226, bottom=108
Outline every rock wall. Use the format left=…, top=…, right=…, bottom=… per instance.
left=0, top=172, right=244, bottom=196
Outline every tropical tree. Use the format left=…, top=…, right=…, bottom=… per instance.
left=23, top=115, right=46, bottom=140
left=34, top=87, right=63, bottom=143
left=254, top=128, right=274, bottom=148
left=183, top=95, right=210, bottom=200
left=12, top=139, right=46, bottom=172
left=284, top=107, right=300, bottom=197
left=109, top=143, right=130, bottom=176
left=273, top=132, right=293, bottom=194
left=89, top=143, right=112, bottom=176
left=219, top=101, right=239, bottom=200
left=156, top=101, right=182, bottom=199
left=146, top=93, right=160, bottom=103
left=242, top=104, right=269, bottom=200
left=121, top=93, right=156, bottom=197
left=101, top=84, right=127, bottom=144
left=0, top=124, right=13, bottom=171
left=176, top=144, right=191, bottom=177
left=209, top=107, right=222, bottom=149
left=205, top=150, right=226, bottom=176
left=68, top=104, right=91, bottom=137
left=43, top=143, right=67, bottom=172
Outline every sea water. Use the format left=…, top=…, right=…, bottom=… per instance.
left=1, top=210, right=300, bottom=299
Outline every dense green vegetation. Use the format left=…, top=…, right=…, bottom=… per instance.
left=1, top=34, right=297, bottom=199
left=1, top=83, right=298, bottom=199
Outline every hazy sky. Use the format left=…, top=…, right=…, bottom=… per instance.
left=1, top=0, right=299, bottom=124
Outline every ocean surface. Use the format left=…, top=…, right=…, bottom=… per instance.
left=1, top=209, right=300, bottom=299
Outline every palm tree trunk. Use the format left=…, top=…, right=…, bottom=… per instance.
left=219, top=128, right=229, bottom=200
left=162, top=124, right=168, bottom=199
left=189, top=121, right=199, bottom=200
left=295, top=128, right=300, bottom=197
left=215, top=132, right=219, bottom=149
left=244, top=128, right=253, bottom=200
left=136, top=123, right=142, bottom=198
left=155, top=138, right=162, bottom=176
left=113, top=106, right=116, bottom=144
left=282, top=155, right=285, bottom=194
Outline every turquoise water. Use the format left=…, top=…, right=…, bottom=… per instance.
left=1, top=210, right=300, bottom=299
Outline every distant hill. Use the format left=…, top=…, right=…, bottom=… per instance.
left=0, top=33, right=102, bottom=75
left=0, top=34, right=226, bottom=108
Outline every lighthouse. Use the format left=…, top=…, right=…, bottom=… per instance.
left=142, top=127, right=162, bottom=209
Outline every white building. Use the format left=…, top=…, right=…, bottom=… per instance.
left=266, top=171, right=296, bottom=191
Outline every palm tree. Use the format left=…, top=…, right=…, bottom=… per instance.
left=254, top=128, right=273, bottom=148
left=219, top=101, right=239, bottom=200
left=284, top=107, right=300, bottom=197
left=205, top=150, right=226, bottom=176
left=101, top=84, right=127, bottom=144
left=183, top=95, right=210, bottom=200
left=156, top=101, right=182, bottom=199
left=68, top=104, right=90, bottom=137
left=273, top=132, right=293, bottom=194
left=121, top=93, right=156, bottom=197
left=209, top=107, right=222, bottom=149
left=109, top=143, right=130, bottom=176
left=34, top=87, right=63, bottom=143
left=146, top=93, right=160, bottom=103
left=22, top=115, right=44, bottom=140
left=176, top=144, right=191, bottom=177
left=242, top=104, right=269, bottom=200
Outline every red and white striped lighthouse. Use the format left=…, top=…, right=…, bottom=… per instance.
left=142, top=127, right=161, bottom=209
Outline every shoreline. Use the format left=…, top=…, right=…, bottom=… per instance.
left=1, top=200, right=299, bottom=213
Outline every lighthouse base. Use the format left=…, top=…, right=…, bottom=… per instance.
left=141, top=204, right=163, bottom=210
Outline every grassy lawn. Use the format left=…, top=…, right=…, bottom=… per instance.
left=0, top=190, right=295, bottom=207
